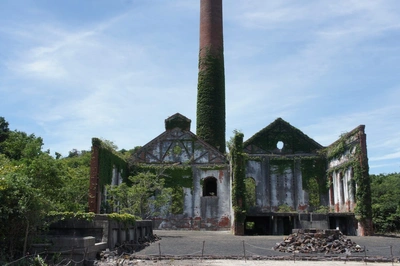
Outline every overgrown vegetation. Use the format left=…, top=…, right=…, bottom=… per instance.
left=0, top=117, right=91, bottom=262
left=370, top=172, right=400, bottom=233
left=93, top=137, right=128, bottom=186
left=243, top=118, right=322, bottom=154
left=106, top=171, right=173, bottom=219
left=300, top=157, right=328, bottom=208
left=244, top=178, right=256, bottom=209
left=196, top=48, right=226, bottom=153
left=230, top=131, right=246, bottom=229
left=325, top=132, right=372, bottom=221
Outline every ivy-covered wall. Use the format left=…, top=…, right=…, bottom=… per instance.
left=244, top=155, right=328, bottom=213
left=300, top=156, right=329, bottom=208
left=231, top=132, right=246, bottom=235
left=89, top=138, right=128, bottom=213
left=196, top=0, right=225, bottom=154
left=92, top=138, right=128, bottom=187
left=325, top=126, right=372, bottom=227
left=243, top=118, right=323, bottom=154
left=196, top=47, right=226, bottom=154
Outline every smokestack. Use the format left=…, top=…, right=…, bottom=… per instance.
left=196, top=0, right=226, bottom=153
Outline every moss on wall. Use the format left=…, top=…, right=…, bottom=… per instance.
left=196, top=48, right=225, bottom=153
left=325, top=133, right=372, bottom=220
left=132, top=164, right=193, bottom=188
left=300, top=157, right=328, bottom=207
left=231, top=132, right=246, bottom=223
left=243, top=118, right=322, bottom=153
left=270, top=157, right=293, bottom=175
left=92, top=138, right=128, bottom=186
left=246, top=155, right=328, bottom=208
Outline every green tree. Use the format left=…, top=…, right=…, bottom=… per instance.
left=0, top=130, right=43, bottom=161
left=0, top=120, right=92, bottom=261
left=55, top=150, right=91, bottom=212
left=371, top=173, right=400, bottom=233
left=244, top=177, right=256, bottom=210
left=107, top=172, right=172, bottom=219
left=0, top=116, right=10, bottom=143
left=0, top=155, right=50, bottom=260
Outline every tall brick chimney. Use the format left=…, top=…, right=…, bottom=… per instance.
left=196, top=0, right=226, bottom=153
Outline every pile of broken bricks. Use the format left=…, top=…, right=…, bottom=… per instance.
left=274, top=229, right=364, bottom=254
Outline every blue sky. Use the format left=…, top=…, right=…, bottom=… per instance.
left=1, top=0, right=399, bottom=174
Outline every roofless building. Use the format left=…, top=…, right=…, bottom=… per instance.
left=89, top=0, right=372, bottom=236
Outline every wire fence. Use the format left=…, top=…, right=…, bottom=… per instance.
left=122, top=240, right=398, bottom=265
left=4, top=240, right=399, bottom=265
left=4, top=248, right=98, bottom=266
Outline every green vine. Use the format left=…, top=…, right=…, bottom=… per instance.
left=277, top=204, right=295, bottom=213
left=93, top=138, right=128, bottom=186
left=47, top=211, right=96, bottom=222
left=107, top=213, right=137, bottom=225
left=231, top=132, right=246, bottom=224
left=131, top=164, right=193, bottom=214
left=243, top=118, right=322, bottom=153
left=132, top=164, right=193, bottom=188
left=326, top=134, right=372, bottom=220
left=170, top=187, right=184, bottom=214
left=300, top=158, right=327, bottom=192
left=325, top=134, right=347, bottom=160
left=270, top=157, right=293, bottom=175
left=300, top=157, right=327, bottom=207
left=196, top=48, right=226, bottom=153
left=165, top=115, right=191, bottom=131
left=173, top=145, right=183, bottom=155
left=198, top=164, right=227, bottom=171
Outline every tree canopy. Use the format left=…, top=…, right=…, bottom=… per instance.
left=0, top=117, right=90, bottom=261
left=370, top=172, right=400, bottom=233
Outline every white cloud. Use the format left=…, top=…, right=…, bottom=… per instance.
left=1, top=0, right=399, bottom=174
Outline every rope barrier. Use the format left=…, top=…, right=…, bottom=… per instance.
left=3, top=238, right=400, bottom=265
left=244, top=241, right=274, bottom=251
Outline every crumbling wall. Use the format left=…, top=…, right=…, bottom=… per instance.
left=245, top=158, right=308, bottom=212
left=130, top=114, right=230, bottom=231
left=326, top=125, right=373, bottom=236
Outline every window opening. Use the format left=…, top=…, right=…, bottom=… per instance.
left=339, top=173, right=345, bottom=205
left=276, top=141, right=284, bottom=150
left=245, top=177, right=256, bottom=208
left=329, top=175, right=334, bottom=205
left=203, top=177, right=217, bottom=196
left=350, top=168, right=356, bottom=203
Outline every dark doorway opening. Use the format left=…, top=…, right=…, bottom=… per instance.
left=244, top=216, right=271, bottom=235
left=282, top=216, right=293, bottom=235
left=329, top=216, right=354, bottom=235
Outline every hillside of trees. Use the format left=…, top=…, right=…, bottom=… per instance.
left=0, top=117, right=92, bottom=260
left=370, top=172, right=400, bottom=233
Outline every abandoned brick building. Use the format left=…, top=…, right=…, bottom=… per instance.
left=88, top=0, right=372, bottom=236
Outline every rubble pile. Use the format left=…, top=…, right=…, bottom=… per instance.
left=274, top=229, right=364, bottom=254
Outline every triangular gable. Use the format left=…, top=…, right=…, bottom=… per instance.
left=243, top=118, right=323, bottom=154
left=132, top=127, right=226, bottom=164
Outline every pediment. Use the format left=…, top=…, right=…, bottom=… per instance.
left=243, top=118, right=323, bottom=154
left=132, top=128, right=226, bottom=164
